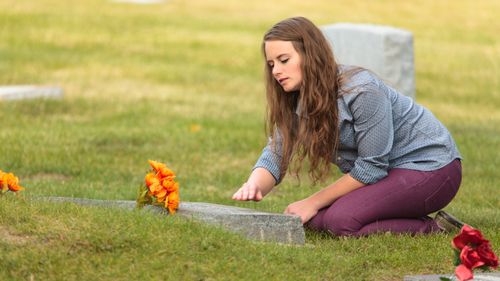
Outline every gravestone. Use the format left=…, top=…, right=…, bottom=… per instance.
left=321, top=23, right=415, bottom=99
left=41, top=197, right=305, bottom=245
left=0, top=85, right=63, bottom=100
left=404, top=272, right=500, bottom=281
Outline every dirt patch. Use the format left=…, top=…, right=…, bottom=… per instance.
left=0, top=225, right=33, bottom=245
left=25, top=173, right=72, bottom=182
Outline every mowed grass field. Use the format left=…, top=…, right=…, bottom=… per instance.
left=1, top=0, right=499, bottom=280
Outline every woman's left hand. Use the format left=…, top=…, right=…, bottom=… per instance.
left=284, top=198, right=318, bottom=224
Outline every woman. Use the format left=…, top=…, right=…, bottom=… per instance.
left=232, top=17, right=464, bottom=236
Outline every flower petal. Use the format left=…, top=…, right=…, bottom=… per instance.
left=148, top=183, right=162, bottom=193
left=8, top=184, right=24, bottom=192
left=168, top=182, right=179, bottom=193
left=148, top=160, right=174, bottom=179
left=167, top=191, right=179, bottom=214
left=156, top=189, right=167, bottom=199
left=157, top=194, right=167, bottom=203
left=477, top=242, right=499, bottom=268
left=460, top=245, right=485, bottom=269
left=145, top=173, right=159, bottom=187
left=455, top=264, right=473, bottom=281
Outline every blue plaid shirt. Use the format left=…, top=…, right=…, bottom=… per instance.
left=254, top=67, right=461, bottom=184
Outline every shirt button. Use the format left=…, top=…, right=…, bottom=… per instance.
left=337, top=157, right=342, bottom=161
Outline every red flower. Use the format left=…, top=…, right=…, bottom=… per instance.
left=477, top=242, right=499, bottom=268
left=452, top=225, right=499, bottom=281
left=460, top=245, right=485, bottom=269
left=452, top=225, right=488, bottom=250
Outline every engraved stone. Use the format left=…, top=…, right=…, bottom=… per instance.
left=41, top=197, right=305, bottom=245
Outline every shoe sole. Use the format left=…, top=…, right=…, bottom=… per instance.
left=436, top=211, right=464, bottom=229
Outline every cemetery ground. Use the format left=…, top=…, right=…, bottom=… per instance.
left=0, top=0, right=499, bottom=280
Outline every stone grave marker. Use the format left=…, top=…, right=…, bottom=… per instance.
left=0, top=85, right=63, bottom=101
left=41, top=197, right=305, bottom=245
left=321, top=23, right=415, bottom=99
left=404, top=272, right=500, bottom=281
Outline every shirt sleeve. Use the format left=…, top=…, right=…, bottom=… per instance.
left=252, top=134, right=283, bottom=184
left=348, top=91, right=394, bottom=184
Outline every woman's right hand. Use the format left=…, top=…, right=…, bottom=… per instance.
left=232, top=182, right=263, bottom=201
left=231, top=167, right=276, bottom=201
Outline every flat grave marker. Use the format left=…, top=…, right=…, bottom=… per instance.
left=42, top=196, right=305, bottom=245
left=404, top=272, right=500, bottom=281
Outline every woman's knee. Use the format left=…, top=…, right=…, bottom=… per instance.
left=322, top=210, right=362, bottom=236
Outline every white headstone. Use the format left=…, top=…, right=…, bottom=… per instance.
left=321, top=23, right=415, bottom=99
left=0, top=85, right=63, bottom=101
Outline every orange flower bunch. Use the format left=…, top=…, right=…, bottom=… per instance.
left=0, top=169, right=24, bottom=193
left=142, top=160, right=180, bottom=214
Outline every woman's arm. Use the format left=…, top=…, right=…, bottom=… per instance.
left=232, top=167, right=276, bottom=201
left=284, top=173, right=365, bottom=223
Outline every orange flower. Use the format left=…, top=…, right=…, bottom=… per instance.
left=148, top=182, right=163, bottom=194
left=0, top=170, right=24, bottom=192
left=148, top=160, right=175, bottom=180
left=156, top=190, right=167, bottom=203
left=168, top=181, right=179, bottom=193
left=161, top=178, right=178, bottom=193
left=145, top=172, right=159, bottom=187
left=166, top=191, right=180, bottom=214
left=141, top=161, right=180, bottom=214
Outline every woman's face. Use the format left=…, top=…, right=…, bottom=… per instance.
left=264, top=40, right=303, bottom=92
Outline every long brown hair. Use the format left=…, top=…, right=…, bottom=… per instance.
left=263, top=17, right=344, bottom=183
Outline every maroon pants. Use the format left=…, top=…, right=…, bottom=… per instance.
left=307, top=159, right=462, bottom=236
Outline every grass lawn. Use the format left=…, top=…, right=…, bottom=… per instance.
left=1, top=0, right=499, bottom=280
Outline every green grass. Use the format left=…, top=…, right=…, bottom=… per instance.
left=1, top=0, right=499, bottom=280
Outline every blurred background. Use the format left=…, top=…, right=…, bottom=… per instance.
left=0, top=0, right=498, bottom=213
left=1, top=1, right=499, bottom=280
